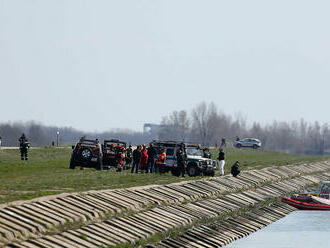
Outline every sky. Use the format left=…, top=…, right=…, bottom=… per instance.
left=1, top=0, right=330, bottom=132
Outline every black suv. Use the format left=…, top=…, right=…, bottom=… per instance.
left=70, top=138, right=103, bottom=170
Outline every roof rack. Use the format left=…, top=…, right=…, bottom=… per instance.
left=81, top=139, right=98, bottom=143
left=104, top=139, right=127, bottom=145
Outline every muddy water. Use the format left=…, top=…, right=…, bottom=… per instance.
left=225, top=211, right=330, bottom=248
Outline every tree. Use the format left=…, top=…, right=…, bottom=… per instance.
left=159, top=110, right=190, bottom=141
left=191, top=102, right=222, bottom=145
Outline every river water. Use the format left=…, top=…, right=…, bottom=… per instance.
left=224, top=211, right=330, bottom=248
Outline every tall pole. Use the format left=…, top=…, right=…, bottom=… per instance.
left=56, top=131, right=60, bottom=147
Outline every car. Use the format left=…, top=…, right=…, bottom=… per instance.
left=234, top=138, right=261, bottom=149
left=151, top=141, right=216, bottom=177
left=102, top=139, right=127, bottom=170
left=70, top=138, right=103, bottom=170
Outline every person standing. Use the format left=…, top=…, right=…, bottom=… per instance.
left=147, top=144, right=157, bottom=173
left=156, top=148, right=166, bottom=174
left=140, top=145, right=149, bottom=173
left=220, top=137, right=226, bottom=147
left=132, top=145, right=142, bottom=173
left=115, top=143, right=124, bottom=172
left=218, top=148, right=225, bottom=176
left=126, top=145, right=133, bottom=166
left=203, top=148, right=211, bottom=159
left=19, top=133, right=30, bottom=160
left=176, top=144, right=186, bottom=177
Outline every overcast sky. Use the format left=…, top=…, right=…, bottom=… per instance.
left=1, top=0, right=330, bottom=132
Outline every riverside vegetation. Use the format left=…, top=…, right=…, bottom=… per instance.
left=0, top=147, right=328, bottom=204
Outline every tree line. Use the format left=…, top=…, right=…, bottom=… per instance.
left=159, top=102, right=330, bottom=155
left=1, top=102, right=329, bottom=155
left=0, top=122, right=148, bottom=147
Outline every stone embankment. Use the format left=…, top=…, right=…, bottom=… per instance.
left=1, top=162, right=330, bottom=248
left=152, top=202, right=295, bottom=248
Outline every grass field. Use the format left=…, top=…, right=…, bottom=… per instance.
left=0, top=147, right=328, bottom=204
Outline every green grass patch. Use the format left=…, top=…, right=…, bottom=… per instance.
left=211, top=147, right=328, bottom=174
left=0, top=147, right=327, bottom=204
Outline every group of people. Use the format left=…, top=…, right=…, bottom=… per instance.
left=219, top=136, right=240, bottom=148
left=202, top=148, right=212, bottom=159
left=14, top=133, right=241, bottom=177
left=131, top=143, right=163, bottom=174
left=131, top=142, right=187, bottom=177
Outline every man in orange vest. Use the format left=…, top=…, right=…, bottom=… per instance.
left=156, top=148, right=166, bottom=174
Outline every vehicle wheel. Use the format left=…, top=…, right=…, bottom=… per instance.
left=236, top=143, right=242, bottom=148
left=187, top=163, right=200, bottom=177
left=171, top=167, right=181, bottom=177
left=80, top=148, right=92, bottom=160
left=69, top=159, right=75, bottom=169
left=209, top=170, right=215, bottom=177
left=253, top=144, right=258, bottom=149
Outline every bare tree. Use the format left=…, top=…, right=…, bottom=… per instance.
left=159, top=110, right=190, bottom=141
left=191, top=102, right=225, bottom=145
left=191, top=102, right=209, bottom=145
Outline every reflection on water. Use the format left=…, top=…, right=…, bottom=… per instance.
left=224, top=211, right=330, bottom=248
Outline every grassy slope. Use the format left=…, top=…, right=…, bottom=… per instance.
left=213, top=147, right=327, bottom=172
left=0, top=147, right=327, bottom=204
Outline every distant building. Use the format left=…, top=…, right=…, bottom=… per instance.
left=143, top=123, right=167, bottom=140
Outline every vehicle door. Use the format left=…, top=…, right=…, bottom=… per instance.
left=245, top=139, right=253, bottom=147
left=165, top=147, right=176, bottom=166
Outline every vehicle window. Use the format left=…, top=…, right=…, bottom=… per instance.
left=166, top=148, right=174, bottom=156
left=321, top=184, right=330, bottom=193
left=186, top=148, right=202, bottom=156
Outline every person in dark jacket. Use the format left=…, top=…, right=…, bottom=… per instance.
left=218, top=148, right=225, bottom=176
left=147, top=144, right=157, bottom=173
left=220, top=137, right=226, bottom=147
left=176, top=144, right=186, bottom=177
left=132, top=145, right=142, bottom=173
left=19, top=133, right=30, bottom=160
left=125, top=145, right=133, bottom=166
left=203, top=148, right=212, bottom=159
left=231, top=161, right=240, bottom=177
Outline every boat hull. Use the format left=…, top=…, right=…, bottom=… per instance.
left=281, top=197, right=330, bottom=211
left=311, top=196, right=330, bottom=205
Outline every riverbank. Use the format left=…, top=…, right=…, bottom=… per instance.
left=3, top=161, right=330, bottom=247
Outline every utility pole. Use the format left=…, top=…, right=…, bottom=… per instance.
left=56, top=131, right=60, bottom=147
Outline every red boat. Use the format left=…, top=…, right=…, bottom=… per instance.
left=290, top=194, right=314, bottom=203
left=281, top=196, right=330, bottom=211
